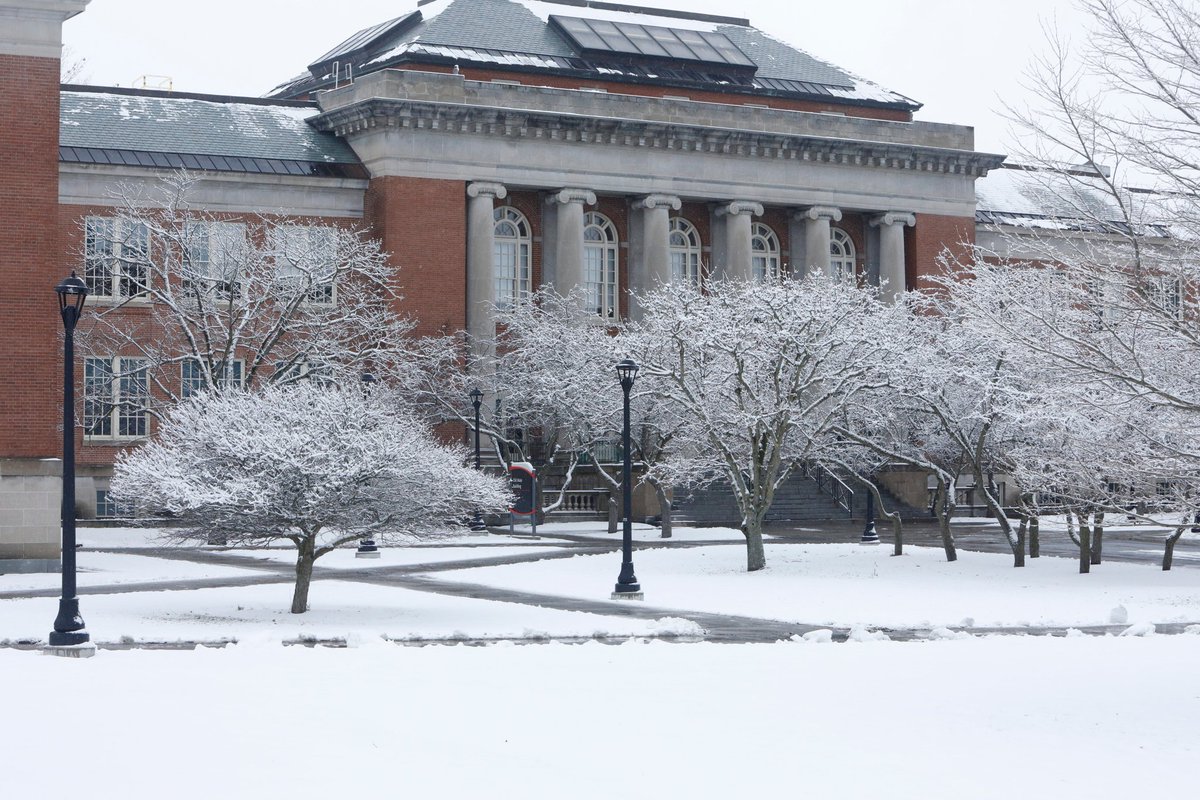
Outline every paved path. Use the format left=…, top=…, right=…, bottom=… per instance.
left=4, top=523, right=1198, bottom=646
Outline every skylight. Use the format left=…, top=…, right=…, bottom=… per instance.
left=550, top=15, right=756, bottom=70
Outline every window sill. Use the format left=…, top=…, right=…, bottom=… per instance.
left=86, top=296, right=154, bottom=309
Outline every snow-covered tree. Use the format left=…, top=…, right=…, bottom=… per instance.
left=77, top=172, right=417, bottom=406
left=109, top=383, right=511, bottom=613
left=632, top=278, right=888, bottom=571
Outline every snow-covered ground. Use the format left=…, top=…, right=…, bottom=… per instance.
left=0, top=582, right=698, bottom=644
left=446, top=542, right=1200, bottom=629
left=4, top=528, right=1200, bottom=798
left=3, top=635, right=1197, bottom=800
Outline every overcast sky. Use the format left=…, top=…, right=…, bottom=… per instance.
left=62, top=0, right=1094, bottom=157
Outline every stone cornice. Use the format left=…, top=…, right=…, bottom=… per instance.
left=311, top=98, right=1007, bottom=180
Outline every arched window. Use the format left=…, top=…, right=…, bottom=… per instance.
left=583, top=212, right=619, bottom=319
left=493, top=206, right=531, bottom=308
left=831, top=228, right=856, bottom=284
left=669, top=217, right=702, bottom=287
left=752, top=223, right=781, bottom=281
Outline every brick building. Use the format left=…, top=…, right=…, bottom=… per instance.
left=0, top=0, right=1007, bottom=572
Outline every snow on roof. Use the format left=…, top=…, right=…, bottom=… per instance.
left=60, top=91, right=360, bottom=164
left=283, top=0, right=915, bottom=109
left=512, top=0, right=722, bottom=32
left=976, top=166, right=1176, bottom=237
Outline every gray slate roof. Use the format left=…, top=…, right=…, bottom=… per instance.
left=976, top=166, right=1173, bottom=238
left=60, top=90, right=360, bottom=164
left=274, top=0, right=915, bottom=108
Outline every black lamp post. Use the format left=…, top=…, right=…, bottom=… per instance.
left=355, top=372, right=381, bottom=559
left=48, top=272, right=91, bottom=651
left=861, top=484, right=880, bottom=545
left=612, top=359, right=642, bottom=599
left=469, top=387, right=486, bottom=531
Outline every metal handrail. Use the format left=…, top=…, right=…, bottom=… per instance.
left=800, top=461, right=855, bottom=518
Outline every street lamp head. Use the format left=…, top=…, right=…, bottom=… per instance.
left=469, top=387, right=484, bottom=409
left=616, top=358, right=639, bottom=389
left=360, top=372, right=378, bottom=386
left=55, top=271, right=89, bottom=317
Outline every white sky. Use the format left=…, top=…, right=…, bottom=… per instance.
left=62, top=0, right=1094, bottom=156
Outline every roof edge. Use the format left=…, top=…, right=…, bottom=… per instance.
left=60, top=83, right=319, bottom=109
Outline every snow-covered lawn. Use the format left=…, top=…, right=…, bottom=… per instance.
left=446, top=542, right=1200, bottom=629
left=228, top=544, right=570, bottom=569
left=0, top=582, right=697, bottom=644
left=0, top=551, right=260, bottom=593
left=2, top=634, right=1197, bottom=800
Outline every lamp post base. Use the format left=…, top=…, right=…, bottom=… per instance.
left=355, top=539, right=380, bottom=558
left=43, top=641, right=96, bottom=658
left=860, top=529, right=881, bottom=545
left=610, top=590, right=645, bottom=601
left=355, top=550, right=382, bottom=559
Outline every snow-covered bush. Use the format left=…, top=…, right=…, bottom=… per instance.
left=110, top=383, right=511, bottom=613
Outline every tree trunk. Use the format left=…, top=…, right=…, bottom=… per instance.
left=1029, top=516, right=1040, bottom=558
left=935, top=485, right=957, bottom=562
left=890, top=513, right=903, bottom=557
left=650, top=478, right=672, bottom=539
left=607, top=492, right=620, bottom=534
left=1078, top=516, right=1092, bottom=575
left=1066, top=510, right=1080, bottom=546
left=292, top=541, right=317, bottom=614
left=1164, top=526, right=1186, bottom=571
left=1015, top=516, right=1027, bottom=568
left=743, top=519, right=766, bottom=572
left=1091, top=510, right=1104, bottom=565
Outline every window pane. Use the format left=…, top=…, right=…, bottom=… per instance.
left=84, top=357, right=113, bottom=437
left=84, top=218, right=115, bottom=296
left=118, top=358, right=149, bottom=438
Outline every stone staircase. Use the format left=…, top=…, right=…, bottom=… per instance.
left=671, top=468, right=924, bottom=527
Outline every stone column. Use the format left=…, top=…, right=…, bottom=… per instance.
left=870, top=212, right=916, bottom=304
left=797, top=206, right=842, bottom=279
left=547, top=188, right=596, bottom=296
left=465, top=182, right=507, bottom=362
left=630, top=193, right=681, bottom=319
left=715, top=201, right=763, bottom=281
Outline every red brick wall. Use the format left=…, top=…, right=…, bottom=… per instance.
left=908, top=213, right=976, bottom=293
left=0, top=55, right=63, bottom=459
left=58, top=202, right=367, bottom=467
left=365, top=176, right=467, bottom=337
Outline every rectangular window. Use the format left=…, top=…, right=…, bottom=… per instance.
left=583, top=246, right=617, bottom=319
left=181, top=358, right=245, bottom=398
left=95, top=489, right=133, bottom=519
left=275, top=225, right=337, bottom=305
left=1149, top=276, right=1182, bottom=319
left=84, top=356, right=150, bottom=439
left=184, top=221, right=246, bottom=300
left=84, top=217, right=150, bottom=299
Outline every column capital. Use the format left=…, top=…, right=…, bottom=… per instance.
left=467, top=182, right=507, bottom=200
left=870, top=211, right=916, bottom=228
left=716, top=200, right=764, bottom=218
left=548, top=188, right=597, bottom=207
left=634, top=194, right=682, bottom=212
left=795, top=206, right=842, bottom=223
